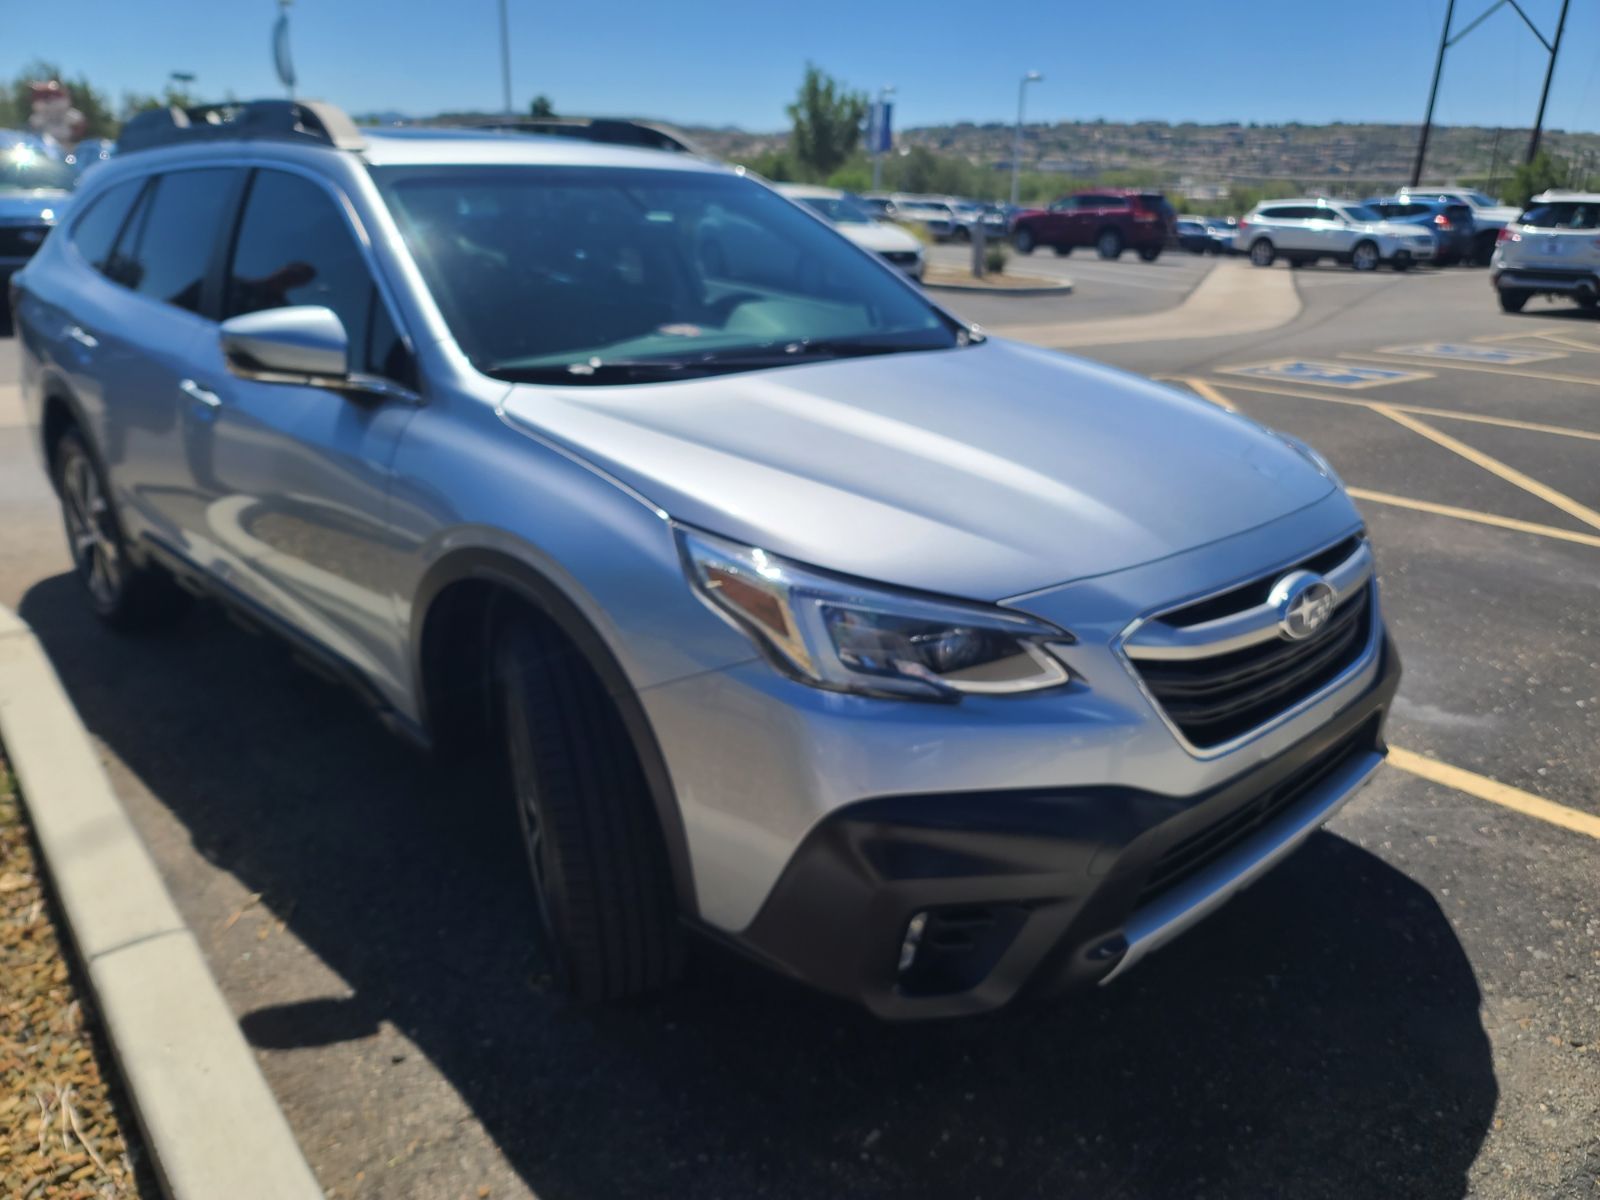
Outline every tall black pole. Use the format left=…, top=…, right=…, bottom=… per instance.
left=1412, top=0, right=1456, bottom=187
left=1528, top=0, right=1571, bottom=163
left=1486, top=127, right=1504, bottom=196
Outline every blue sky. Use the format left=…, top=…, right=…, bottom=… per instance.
left=7, top=0, right=1600, bottom=134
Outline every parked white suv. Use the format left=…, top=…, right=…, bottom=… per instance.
left=1490, top=191, right=1600, bottom=313
left=1237, top=199, right=1436, bottom=271
left=775, top=184, right=925, bottom=279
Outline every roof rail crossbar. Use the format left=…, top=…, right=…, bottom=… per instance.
left=117, top=99, right=366, bottom=155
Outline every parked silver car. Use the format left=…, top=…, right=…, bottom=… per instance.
left=12, top=101, right=1399, bottom=1018
left=1237, top=198, right=1435, bottom=271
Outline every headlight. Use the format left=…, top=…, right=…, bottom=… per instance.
left=677, top=527, right=1074, bottom=700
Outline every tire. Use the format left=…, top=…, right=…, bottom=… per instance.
left=1013, top=227, right=1036, bottom=255
left=52, top=429, right=190, bottom=631
left=1096, top=228, right=1125, bottom=260
left=1498, top=287, right=1530, bottom=313
left=1249, top=238, right=1276, bottom=267
left=1474, top=231, right=1497, bottom=267
left=1391, top=251, right=1413, bottom=273
left=1351, top=240, right=1380, bottom=272
left=496, top=615, right=683, bottom=1001
left=1138, top=245, right=1161, bottom=263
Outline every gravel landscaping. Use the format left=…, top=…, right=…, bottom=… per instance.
left=0, top=757, right=155, bottom=1199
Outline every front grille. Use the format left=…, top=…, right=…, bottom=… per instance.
left=0, top=225, right=49, bottom=259
left=1136, top=587, right=1370, bottom=748
left=1135, top=716, right=1376, bottom=907
left=1160, top=535, right=1361, bottom=628
left=880, top=250, right=920, bottom=266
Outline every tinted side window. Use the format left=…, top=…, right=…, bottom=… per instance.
left=226, top=170, right=370, bottom=335
left=122, top=169, right=239, bottom=313
left=226, top=170, right=410, bottom=382
left=1257, top=206, right=1292, bottom=220
left=70, top=178, right=144, bottom=274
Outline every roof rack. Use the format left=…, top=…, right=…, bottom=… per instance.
left=117, top=99, right=366, bottom=155
left=466, top=117, right=703, bottom=156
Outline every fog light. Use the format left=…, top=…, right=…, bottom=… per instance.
left=897, top=912, right=928, bottom=973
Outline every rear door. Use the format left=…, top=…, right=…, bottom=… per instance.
left=78, top=167, right=247, bottom=558
left=1259, top=205, right=1312, bottom=251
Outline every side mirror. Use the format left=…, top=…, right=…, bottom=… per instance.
left=220, top=306, right=349, bottom=383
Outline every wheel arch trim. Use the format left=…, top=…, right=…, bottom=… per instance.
left=409, top=546, right=700, bottom=916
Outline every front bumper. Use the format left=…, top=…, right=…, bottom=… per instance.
left=730, top=636, right=1400, bottom=1019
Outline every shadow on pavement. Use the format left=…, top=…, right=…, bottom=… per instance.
left=21, top=573, right=1497, bottom=1200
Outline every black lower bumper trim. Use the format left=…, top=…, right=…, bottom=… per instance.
left=733, top=636, right=1401, bottom=1019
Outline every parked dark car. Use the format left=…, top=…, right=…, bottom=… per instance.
left=1011, top=190, right=1176, bottom=261
left=1364, top=197, right=1476, bottom=266
left=1175, top=218, right=1213, bottom=254
left=1203, top=216, right=1238, bottom=254
left=0, top=133, right=75, bottom=276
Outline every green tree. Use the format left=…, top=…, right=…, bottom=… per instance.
left=1506, top=149, right=1569, bottom=207
left=529, top=94, right=556, bottom=118
left=786, top=64, right=866, bottom=181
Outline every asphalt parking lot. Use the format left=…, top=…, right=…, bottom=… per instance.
left=2, top=259, right=1597, bottom=1200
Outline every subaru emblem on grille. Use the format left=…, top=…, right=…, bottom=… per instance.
left=1269, top=571, right=1336, bottom=641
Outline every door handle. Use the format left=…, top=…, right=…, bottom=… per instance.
left=66, top=324, right=99, bottom=350
left=179, top=378, right=222, bottom=409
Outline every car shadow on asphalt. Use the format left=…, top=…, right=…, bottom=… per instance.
left=20, top=575, right=1497, bottom=1200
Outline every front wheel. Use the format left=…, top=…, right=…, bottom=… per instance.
left=1498, top=287, right=1530, bottom=313
left=53, top=429, right=189, bottom=631
left=496, top=616, right=683, bottom=1001
left=1391, top=251, right=1414, bottom=273
left=1351, top=241, right=1380, bottom=272
left=1249, top=238, right=1276, bottom=267
left=1096, top=229, right=1125, bottom=260
left=1013, top=227, right=1036, bottom=255
left=1138, top=245, right=1161, bottom=263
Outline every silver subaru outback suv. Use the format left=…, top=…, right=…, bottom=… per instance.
left=12, top=102, right=1398, bottom=1018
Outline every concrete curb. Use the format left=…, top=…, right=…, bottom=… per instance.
left=991, top=259, right=1301, bottom=349
left=0, top=605, right=323, bottom=1200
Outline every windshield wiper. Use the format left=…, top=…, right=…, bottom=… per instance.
left=486, top=334, right=973, bottom=385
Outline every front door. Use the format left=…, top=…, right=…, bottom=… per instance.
left=182, top=167, right=421, bottom=699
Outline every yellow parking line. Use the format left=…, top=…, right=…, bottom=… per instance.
left=1370, top=406, right=1600, bottom=531
left=1344, top=351, right=1600, bottom=389
left=1184, top=376, right=1600, bottom=442
left=1528, top=331, right=1600, bottom=353
left=1345, top=487, right=1600, bottom=548
left=1388, top=748, right=1600, bottom=840
left=1170, top=377, right=1239, bottom=411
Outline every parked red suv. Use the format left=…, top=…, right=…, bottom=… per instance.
left=1011, top=190, right=1176, bottom=261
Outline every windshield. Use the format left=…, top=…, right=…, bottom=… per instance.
left=375, top=166, right=961, bottom=383
left=794, top=194, right=872, bottom=225
left=0, top=144, right=76, bottom=191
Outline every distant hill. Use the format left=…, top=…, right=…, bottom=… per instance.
left=683, top=119, right=1600, bottom=194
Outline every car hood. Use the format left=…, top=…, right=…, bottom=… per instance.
left=0, top=189, right=70, bottom=221
left=839, top=221, right=922, bottom=254
left=499, top=339, right=1337, bottom=600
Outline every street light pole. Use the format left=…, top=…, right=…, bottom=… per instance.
left=871, top=85, right=895, bottom=192
left=1010, top=71, right=1041, bottom=208
left=498, top=0, right=513, bottom=116
left=1527, top=0, right=1572, bottom=163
